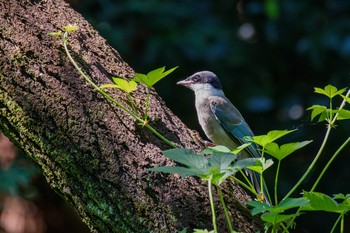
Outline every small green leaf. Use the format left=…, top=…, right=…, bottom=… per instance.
left=231, top=143, right=252, bottom=155
left=245, top=129, right=296, bottom=148
left=265, top=140, right=312, bottom=160
left=134, top=66, right=178, bottom=87
left=48, top=31, right=62, bottom=37
left=307, top=105, right=327, bottom=122
left=333, top=193, right=350, bottom=200
left=64, top=23, right=79, bottom=32
left=246, top=158, right=274, bottom=174
left=112, top=78, right=138, bottom=93
left=314, top=85, right=346, bottom=99
left=99, top=84, right=119, bottom=89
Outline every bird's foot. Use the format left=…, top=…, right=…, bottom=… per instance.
left=191, top=130, right=216, bottom=148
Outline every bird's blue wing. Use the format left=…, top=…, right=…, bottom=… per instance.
left=208, top=96, right=260, bottom=158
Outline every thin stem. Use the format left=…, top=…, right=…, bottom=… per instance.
left=330, top=214, right=342, bottom=233
left=341, top=213, right=344, bottom=233
left=283, top=125, right=331, bottom=200
left=208, top=177, right=218, bottom=233
left=231, top=175, right=259, bottom=197
left=311, top=137, right=350, bottom=191
left=144, top=87, right=151, bottom=122
left=127, top=94, right=138, bottom=115
left=216, top=187, right=234, bottom=233
left=274, top=160, right=281, bottom=205
left=62, top=32, right=176, bottom=148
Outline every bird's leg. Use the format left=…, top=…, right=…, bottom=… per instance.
left=191, top=130, right=216, bottom=148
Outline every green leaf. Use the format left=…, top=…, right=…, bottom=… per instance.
left=209, top=153, right=235, bottom=171
left=265, top=140, right=312, bottom=160
left=163, top=148, right=208, bottom=170
left=261, top=212, right=297, bottom=225
left=64, top=23, right=79, bottom=32
left=231, top=143, right=252, bottom=155
left=307, top=105, right=327, bottom=122
left=245, top=129, right=297, bottom=148
left=341, top=94, right=350, bottom=104
left=314, top=85, right=346, bottom=99
left=333, top=193, right=350, bottom=200
left=246, top=158, right=274, bottom=174
left=112, top=77, right=138, bottom=93
left=149, top=166, right=203, bottom=177
left=229, top=157, right=262, bottom=173
left=270, top=197, right=309, bottom=213
left=201, top=145, right=231, bottom=154
left=134, top=66, right=178, bottom=87
left=246, top=200, right=271, bottom=215
left=48, top=31, right=62, bottom=37
left=333, top=109, right=350, bottom=120
left=303, top=191, right=341, bottom=213
left=247, top=197, right=308, bottom=216
left=99, top=84, right=119, bottom=89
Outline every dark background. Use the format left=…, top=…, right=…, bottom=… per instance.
left=1, top=0, right=350, bottom=232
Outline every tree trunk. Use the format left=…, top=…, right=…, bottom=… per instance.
left=0, top=0, right=262, bottom=232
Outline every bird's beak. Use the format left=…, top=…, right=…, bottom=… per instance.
left=176, top=79, right=193, bottom=87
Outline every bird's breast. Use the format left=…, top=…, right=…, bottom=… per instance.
left=196, top=100, right=238, bottom=149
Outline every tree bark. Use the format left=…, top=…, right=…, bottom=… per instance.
left=0, top=0, right=262, bottom=232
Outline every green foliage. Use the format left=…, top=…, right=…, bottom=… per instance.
left=134, top=66, right=178, bottom=88
left=100, top=78, right=138, bottom=94
left=308, top=85, right=349, bottom=123
left=54, top=24, right=350, bottom=233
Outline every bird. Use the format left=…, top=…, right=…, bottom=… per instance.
left=177, top=71, right=268, bottom=203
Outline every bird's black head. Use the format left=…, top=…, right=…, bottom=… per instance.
left=177, top=71, right=222, bottom=90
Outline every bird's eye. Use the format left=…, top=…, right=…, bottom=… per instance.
left=192, top=75, right=200, bottom=82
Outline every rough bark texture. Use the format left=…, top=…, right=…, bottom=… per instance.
left=0, top=0, right=262, bottom=232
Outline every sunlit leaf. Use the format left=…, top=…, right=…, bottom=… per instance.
left=245, top=129, right=297, bottom=148
left=231, top=143, right=252, bottom=155
left=333, top=109, right=350, bottom=120
left=246, top=158, right=274, bottom=174
left=134, top=66, right=178, bottom=87
left=307, top=105, right=327, bottom=122
left=265, top=140, right=312, bottom=160
left=341, top=94, right=350, bottom=104
left=64, top=23, right=79, bottom=32
left=100, top=84, right=119, bottom=89
left=112, top=77, right=138, bottom=93
left=314, top=85, right=346, bottom=99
